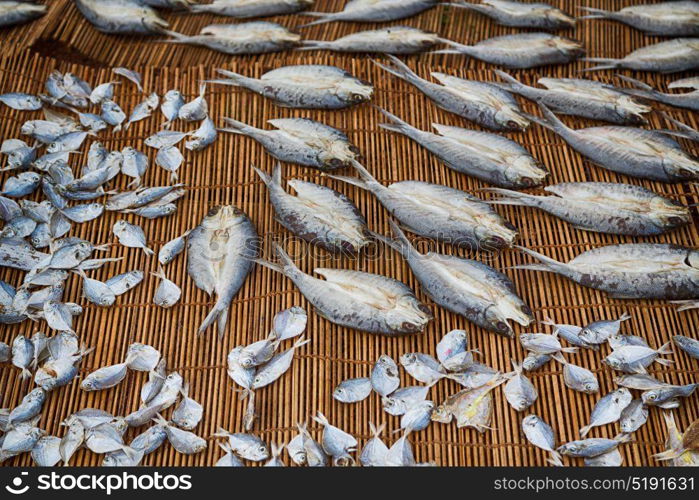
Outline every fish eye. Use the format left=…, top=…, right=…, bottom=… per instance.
left=507, top=120, right=521, bottom=130
left=496, top=321, right=509, bottom=332
left=647, top=393, right=657, bottom=400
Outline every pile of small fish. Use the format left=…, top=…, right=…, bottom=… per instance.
left=226, top=306, right=309, bottom=430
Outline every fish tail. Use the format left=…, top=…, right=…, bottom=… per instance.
left=581, top=58, right=620, bottom=72
left=197, top=301, right=228, bottom=336
left=252, top=165, right=273, bottom=186
left=547, top=451, right=564, bottom=467
left=212, top=426, right=230, bottom=438
left=513, top=245, right=568, bottom=275
left=551, top=352, right=567, bottom=365
left=209, top=69, right=255, bottom=88
left=579, top=424, right=592, bottom=437
left=657, top=341, right=674, bottom=357
left=616, top=74, right=654, bottom=92
left=152, top=412, right=169, bottom=427
left=492, top=69, right=523, bottom=88
left=297, top=41, right=330, bottom=51
left=219, top=117, right=258, bottom=138
left=312, top=411, right=329, bottom=427
left=561, top=347, right=579, bottom=354
left=480, top=188, right=539, bottom=207
left=20, top=367, right=32, bottom=380
left=216, top=308, right=229, bottom=340
left=536, top=104, right=571, bottom=132
left=369, top=422, right=385, bottom=438
left=143, top=246, right=155, bottom=257
left=349, top=160, right=379, bottom=185
left=372, top=55, right=422, bottom=85
left=292, top=336, right=311, bottom=350
left=157, top=29, right=190, bottom=44
left=614, top=433, right=632, bottom=444
left=578, top=6, right=610, bottom=19
left=297, top=13, right=335, bottom=29
left=653, top=448, right=682, bottom=461
left=375, top=106, right=416, bottom=135
left=671, top=299, right=699, bottom=312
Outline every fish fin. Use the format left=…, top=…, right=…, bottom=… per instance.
left=298, top=41, right=329, bottom=51
left=561, top=347, right=579, bottom=354
left=209, top=69, right=255, bottom=88
left=375, top=106, right=416, bottom=135
left=615, top=74, right=654, bottom=92
left=618, top=312, right=632, bottom=323
left=143, top=246, right=155, bottom=256
left=272, top=162, right=282, bottom=186
left=614, top=433, right=632, bottom=444
left=296, top=13, right=334, bottom=29
left=292, top=336, right=311, bottom=350
left=656, top=341, right=673, bottom=357
left=312, top=411, right=329, bottom=427
left=671, top=300, right=699, bottom=312
left=579, top=424, right=592, bottom=437
left=152, top=412, right=169, bottom=427
left=480, top=188, right=538, bottom=207
left=581, top=58, right=620, bottom=72
left=551, top=352, right=567, bottom=365
left=212, top=426, right=230, bottom=438
left=349, top=160, right=379, bottom=185
left=577, top=6, right=610, bottom=18
left=513, top=245, right=568, bottom=275
left=653, top=448, right=683, bottom=461
left=372, top=55, right=422, bottom=85
left=547, top=451, right=564, bottom=467
left=655, top=358, right=674, bottom=367
left=252, top=165, right=273, bottom=186
left=254, top=258, right=284, bottom=274
left=216, top=308, right=229, bottom=340
left=324, top=173, right=369, bottom=190
left=219, top=117, right=258, bottom=136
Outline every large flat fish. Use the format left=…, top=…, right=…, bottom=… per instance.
left=187, top=206, right=259, bottom=337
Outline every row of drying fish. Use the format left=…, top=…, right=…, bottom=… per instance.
left=7, top=1, right=696, bottom=38
left=226, top=306, right=309, bottom=429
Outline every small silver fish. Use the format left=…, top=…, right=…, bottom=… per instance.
left=11, top=335, right=33, bottom=379
left=503, top=361, right=538, bottom=411
left=250, top=337, right=310, bottom=389
left=81, top=272, right=116, bottom=307
left=334, top=377, right=372, bottom=403
left=555, top=355, right=599, bottom=394
left=130, top=424, right=167, bottom=455
left=113, top=67, right=143, bottom=92
left=185, top=116, right=217, bottom=151
left=214, top=428, right=269, bottom=461
left=152, top=267, right=181, bottom=308
left=360, top=422, right=388, bottom=466
left=270, top=306, right=307, bottom=341
left=145, top=130, right=187, bottom=149
left=158, top=230, right=190, bottom=266
left=31, top=435, right=62, bottom=466
left=604, top=343, right=674, bottom=373
left=521, top=414, right=563, bottom=466
left=192, top=0, right=313, bottom=18
left=642, top=384, right=698, bottom=407
left=100, top=99, right=126, bottom=131
left=0, top=92, right=42, bottom=110
left=8, top=388, right=45, bottom=426
left=141, top=358, right=167, bottom=404
left=155, top=145, right=184, bottom=181
left=125, top=343, right=160, bottom=372
left=90, top=82, right=117, bottom=105
left=579, top=388, right=633, bottom=437
left=210, top=65, right=373, bottom=109
left=113, top=220, right=154, bottom=255
left=121, top=147, right=149, bottom=186
left=371, top=355, right=400, bottom=397
left=436, top=329, right=468, bottom=366
left=302, top=0, right=438, bottom=26
left=105, top=270, right=144, bottom=296
left=615, top=373, right=669, bottom=391
left=558, top=434, right=631, bottom=458
left=619, top=399, right=648, bottom=433
left=178, top=84, right=208, bottom=121
left=171, top=383, right=203, bottom=430
left=584, top=448, right=623, bottom=467
left=313, top=411, right=357, bottom=465
left=673, top=335, right=699, bottom=360
left=382, top=385, right=431, bottom=416
left=125, top=93, right=159, bottom=129
left=579, top=313, right=632, bottom=345
left=160, top=90, right=184, bottom=127
left=581, top=2, right=699, bottom=36
left=400, top=352, right=446, bottom=385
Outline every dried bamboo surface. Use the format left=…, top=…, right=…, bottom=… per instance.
left=0, top=0, right=698, bottom=467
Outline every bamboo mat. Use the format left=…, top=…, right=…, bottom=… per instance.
left=0, top=0, right=698, bottom=467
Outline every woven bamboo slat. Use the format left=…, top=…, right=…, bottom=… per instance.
left=0, top=0, right=697, bottom=467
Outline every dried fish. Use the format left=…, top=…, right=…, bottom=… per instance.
left=8, top=388, right=45, bottom=426
left=376, top=57, right=529, bottom=131
left=75, top=0, right=169, bottom=34
left=335, top=161, right=518, bottom=248
left=435, top=33, right=584, bottom=69
left=302, top=26, right=439, bottom=54
left=254, top=164, right=369, bottom=253
left=171, top=383, right=203, bottom=430
left=313, top=411, right=357, bottom=465
left=210, top=65, right=373, bottom=109
left=581, top=2, right=699, bottom=36
left=31, top=435, right=61, bottom=466
left=642, top=383, right=697, bottom=407
left=113, top=220, right=154, bottom=255
left=0, top=1, right=46, bottom=28
left=141, top=358, right=167, bottom=404
left=579, top=388, right=632, bottom=437
left=554, top=354, right=599, bottom=394
left=503, top=361, right=537, bottom=411
left=113, top=67, right=143, bottom=92
left=187, top=205, right=259, bottom=336
left=398, top=400, right=434, bottom=434
left=251, top=337, right=310, bottom=389
left=126, top=343, right=160, bottom=372
left=185, top=117, right=217, bottom=151
left=371, top=355, right=400, bottom=396
left=382, top=385, right=431, bottom=416
left=605, top=343, right=674, bottom=373
left=145, top=130, right=187, bottom=150
left=158, top=230, right=190, bottom=266
left=528, top=104, right=699, bottom=182
left=375, top=221, right=531, bottom=336
left=155, top=146, right=183, bottom=181
left=521, top=414, right=563, bottom=466
left=160, top=90, right=184, bottom=128
left=584, top=38, right=699, bottom=73
left=558, top=434, right=631, bottom=458
left=375, top=110, right=547, bottom=188
left=105, top=270, right=143, bottom=296
left=453, top=0, right=575, bottom=30
left=256, top=244, right=431, bottom=336
left=333, top=377, right=372, bottom=403
left=162, top=22, right=300, bottom=54
left=302, top=0, right=438, bottom=26
left=617, top=75, right=699, bottom=113
left=520, top=333, right=577, bottom=355
left=580, top=314, right=631, bottom=345
left=620, top=399, right=648, bottom=433
left=0, top=92, right=42, bottom=111
left=270, top=306, right=307, bottom=341
left=400, top=352, right=446, bottom=385
left=673, top=335, right=699, bottom=360
left=432, top=377, right=504, bottom=432
left=223, top=117, right=360, bottom=170
left=153, top=415, right=206, bottom=454
left=11, top=335, right=33, bottom=379
left=436, top=329, right=468, bottom=366
left=655, top=412, right=699, bottom=465
left=100, top=100, right=126, bottom=131
left=192, top=0, right=314, bottom=18
left=81, top=357, right=131, bottom=391
left=516, top=243, right=699, bottom=300
left=214, top=442, right=244, bottom=467
left=360, top=423, right=388, bottom=466
left=152, top=267, right=181, bottom=308
left=214, top=428, right=269, bottom=461
left=486, top=183, right=690, bottom=236
left=584, top=448, right=623, bottom=467
left=615, top=373, right=669, bottom=391
left=125, top=93, right=159, bottom=129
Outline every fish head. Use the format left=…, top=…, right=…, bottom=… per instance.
left=338, top=77, right=374, bottom=106
left=522, top=415, right=540, bottom=429
left=546, top=10, right=576, bottom=29
left=550, top=37, right=585, bottom=58
left=495, top=109, right=529, bottom=132
left=484, top=308, right=513, bottom=338
left=556, top=442, right=581, bottom=456
left=582, top=380, right=599, bottom=394
left=245, top=442, right=270, bottom=462
left=664, top=151, right=699, bottom=182
left=641, top=389, right=664, bottom=405
left=508, top=157, right=548, bottom=188
left=399, top=352, right=417, bottom=367
left=430, top=404, right=452, bottom=424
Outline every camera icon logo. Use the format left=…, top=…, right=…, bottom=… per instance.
left=5, top=472, right=29, bottom=495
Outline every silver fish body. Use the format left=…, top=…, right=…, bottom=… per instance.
left=152, top=268, right=181, bottom=308
left=171, top=383, right=203, bottom=430
left=0, top=1, right=46, bottom=28
left=187, top=205, right=258, bottom=336
left=376, top=59, right=528, bottom=131
left=162, top=22, right=300, bottom=55
left=487, top=183, right=690, bottom=236
left=580, top=314, right=631, bottom=345
left=558, top=358, right=599, bottom=394
left=258, top=244, right=431, bottom=336
left=454, top=0, right=575, bottom=30
left=516, top=244, right=699, bottom=300
left=254, top=164, right=369, bottom=254
left=75, top=0, right=169, bottom=34
left=503, top=361, right=537, bottom=411
left=191, top=0, right=313, bottom=18
left=31, top=435, right=62, bottom=466
left=159, top=230, right=190, bottom=266
left=581, top=1, right=699, bottom=36
left=436, top=329, right=468, bottom=366
left=336, top=162, right=518, bottom=248
left=585, top=38, right=699, bottom=73
left=376, top=221, right=532, bottom=337
left=223, top=117, right=360, bottom=171
left=642, top=384, right=697, bottom=406
left=619, top=399, right=648, bottom=433
left=579, top=388, right=633, bottom=437
left=382, top=385, right=430, bottom=416
left=0, top=92, right=42, bottom=110
left=360, top=423, right=388, bottom=466
left=437, top=33, right=584, bottom=68
left=495, top=71, right=649, bottom=125
left=400, top=352, right=446, bottom=385
left=106, top=270, right=144, bottom=296
left=559, top=434, right=631, bottom=458
left=113, top=220, right=153, bottom=255
left=302, top=26, right=439, bottom=54
left=377, top=112, right=547, bottom=188
left=81, top=361, right=129, bottom=391
left=521, top=414, right=562, bottom=465
left=532, top=105, right=699, bottom=182
left=615, top=373, right=669, bottom=391
left=673, top=335, right=699, bottom=360
left=270, top=306, right=307, bottom=341
left=303, top=0, right=438, bottom=26
left=8, top=388, right=45, bottom=426
left=333, top=377, right=373, bottom=403
left=250, top=337, right=309, bottom=389
left=211, top=65, right=373, bottom=109
left=215, top=429, right=269, bottom=461
left=185, top=117, right=217, bottom=151
left=313, top=412, right=357, bottom=464
left=371, top=355, right=400, bottom=396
